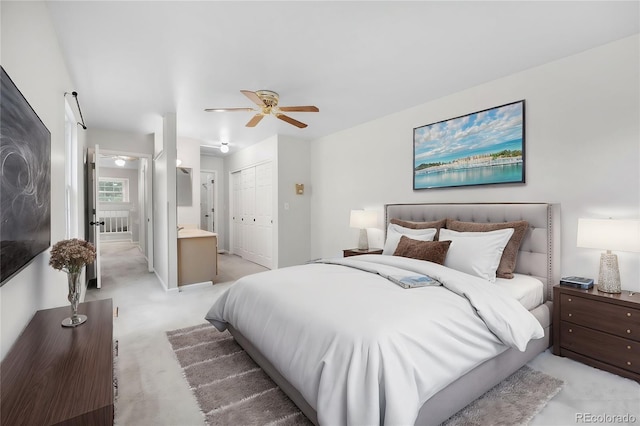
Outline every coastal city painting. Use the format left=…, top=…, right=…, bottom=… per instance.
left=413, top=100, right=525, bottom=190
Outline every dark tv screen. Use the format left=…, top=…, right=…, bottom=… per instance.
left=0, top=66, right=51, bottom=286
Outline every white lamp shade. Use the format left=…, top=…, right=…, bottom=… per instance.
left=577, top=218, right=640, bottom=253
left=350, top=210, right=377, bottom=229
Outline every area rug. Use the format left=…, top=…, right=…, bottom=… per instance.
left=166, top=324, right=563, bottom=426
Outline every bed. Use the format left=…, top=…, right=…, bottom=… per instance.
left=206, top=202, right=560, bottom=425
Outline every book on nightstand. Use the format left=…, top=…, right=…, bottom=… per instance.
left=560, top=276, right=594, bottom=289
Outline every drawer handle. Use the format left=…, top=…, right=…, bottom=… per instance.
left=628, top=361, right=632, bottom=366
left=568, top=313, right=572, bottom=317
left=628, top=346, right=632, bottom=350
left=568, top=328, right=573, bottom=333
left=568, top=298, right=572, bottom=302
left=627, top=329, right=632, bottom=334
left=627, top=312, right=632, bottom=317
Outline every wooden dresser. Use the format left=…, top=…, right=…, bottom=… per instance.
left=553, top=285, right=640, bottom=382
left=1, top=299, right=114, bottom=425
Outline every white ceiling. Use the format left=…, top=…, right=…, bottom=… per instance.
left=47, top=1, right=639, bottom=156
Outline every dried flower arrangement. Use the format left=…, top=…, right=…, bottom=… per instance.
left=49, top=238, right=96, bottom=274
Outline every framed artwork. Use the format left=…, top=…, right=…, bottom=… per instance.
left=413, top=100, right=525, bottom=190
left=0, top=66, right=51, bottom=285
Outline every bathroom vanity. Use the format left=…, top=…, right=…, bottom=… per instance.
left=177, top=228, right=218, bottom=286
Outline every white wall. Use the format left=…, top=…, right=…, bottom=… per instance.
left=310, top=35, right=640, bottom=291
left=201, top=154, right=225, bottom=249
left=88, top=128, right=154, bottom=155
left=277, top=136, right=311, bottom=267
left=177, top=137, right=201, bottom=226
left=152, top=114, right=180, bottom=291
left=226, top=135, right=278, bottom=172
left=0, top=1, right=80, bottom=359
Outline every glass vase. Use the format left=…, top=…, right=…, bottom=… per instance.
left=61, top=271, right=87, bottom=327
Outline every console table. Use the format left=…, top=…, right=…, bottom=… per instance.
left=1, top=299, right=114, bottom=425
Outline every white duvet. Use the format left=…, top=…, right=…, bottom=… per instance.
left=205, top=255, right=544, bottom=426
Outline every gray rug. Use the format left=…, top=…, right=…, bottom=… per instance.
left=167, top=324, right=563, bottom=426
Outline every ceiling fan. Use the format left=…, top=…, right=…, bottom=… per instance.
left=205, top=90, right=319, bottom=128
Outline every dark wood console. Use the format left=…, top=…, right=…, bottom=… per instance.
left=1, top=299, right=114, bottom=425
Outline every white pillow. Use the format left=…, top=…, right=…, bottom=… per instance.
left=382, top=224, right=437, bottom=255
left=440, top=228, right=514, bottom=282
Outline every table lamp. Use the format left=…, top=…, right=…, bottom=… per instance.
left=350, top=210, right=377, bottom=251
left=577, top=218, right=640, bottom=293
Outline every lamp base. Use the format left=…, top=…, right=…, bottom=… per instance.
left=357, top=228, right=369, bottom=251
left=596, top=252, right=621, bottom=294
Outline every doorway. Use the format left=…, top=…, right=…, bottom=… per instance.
left=200, top=170, right=217, bottom=233
left=86, top=147, right=154, bottom=288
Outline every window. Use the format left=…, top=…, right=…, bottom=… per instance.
left=64, top=100, right=78, bottom=238
left=98, top=178, right=129, bottom=202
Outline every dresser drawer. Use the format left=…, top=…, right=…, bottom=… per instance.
left=560, top=293, right=640, bottom=341
left=560, top=322, right=640, bottom=374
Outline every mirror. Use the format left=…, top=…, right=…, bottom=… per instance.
left=177, top=167, right=193, bottom=206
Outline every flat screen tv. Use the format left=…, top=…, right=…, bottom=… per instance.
left=0, top=66, right=51, bottom=286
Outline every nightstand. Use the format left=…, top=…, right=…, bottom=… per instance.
left=553, top=285, right=640, bottom=382
left=343, top=248, right=383, bottom=257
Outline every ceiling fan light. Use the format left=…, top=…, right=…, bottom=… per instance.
left=220, top=143, right=229, bottom=153
left=114, top=158, right=126, bottom=167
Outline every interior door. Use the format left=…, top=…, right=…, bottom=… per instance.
left=200, top=171, right=215, bottom=232
left=91, top=145, right=102, bottom=289
left=143, top=158, right=154, bottom=273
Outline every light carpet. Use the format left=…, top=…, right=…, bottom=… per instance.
left=167, top=324, right=563, bottom=426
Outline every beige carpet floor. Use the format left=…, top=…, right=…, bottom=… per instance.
left=85, top=242, right=640, bottom=426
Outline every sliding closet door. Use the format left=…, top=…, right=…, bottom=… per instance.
left=241, top=167, right=257, bottom=263
left=230, top=162, right=273, bottom=269
left=231, top=171, right=243, bottom=257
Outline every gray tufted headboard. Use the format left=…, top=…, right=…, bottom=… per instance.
left=385, top=203, right=560, bottom=301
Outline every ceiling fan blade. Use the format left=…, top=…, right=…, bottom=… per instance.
left=241, top=90, right=267, bottom=107
left=276, top=114, right=308, bottom=128
left=278, top=106, right=319, bottom=112
left=246, top=114, right=265, bottom=127
left=204, top=107, right=254, bottom=112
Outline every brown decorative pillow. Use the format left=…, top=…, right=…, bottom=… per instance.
left=393, top=235, right=451, bottom=265
left=445, top=219, right=529, bottom=279
left=390, top=218, right=447, bottom=240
